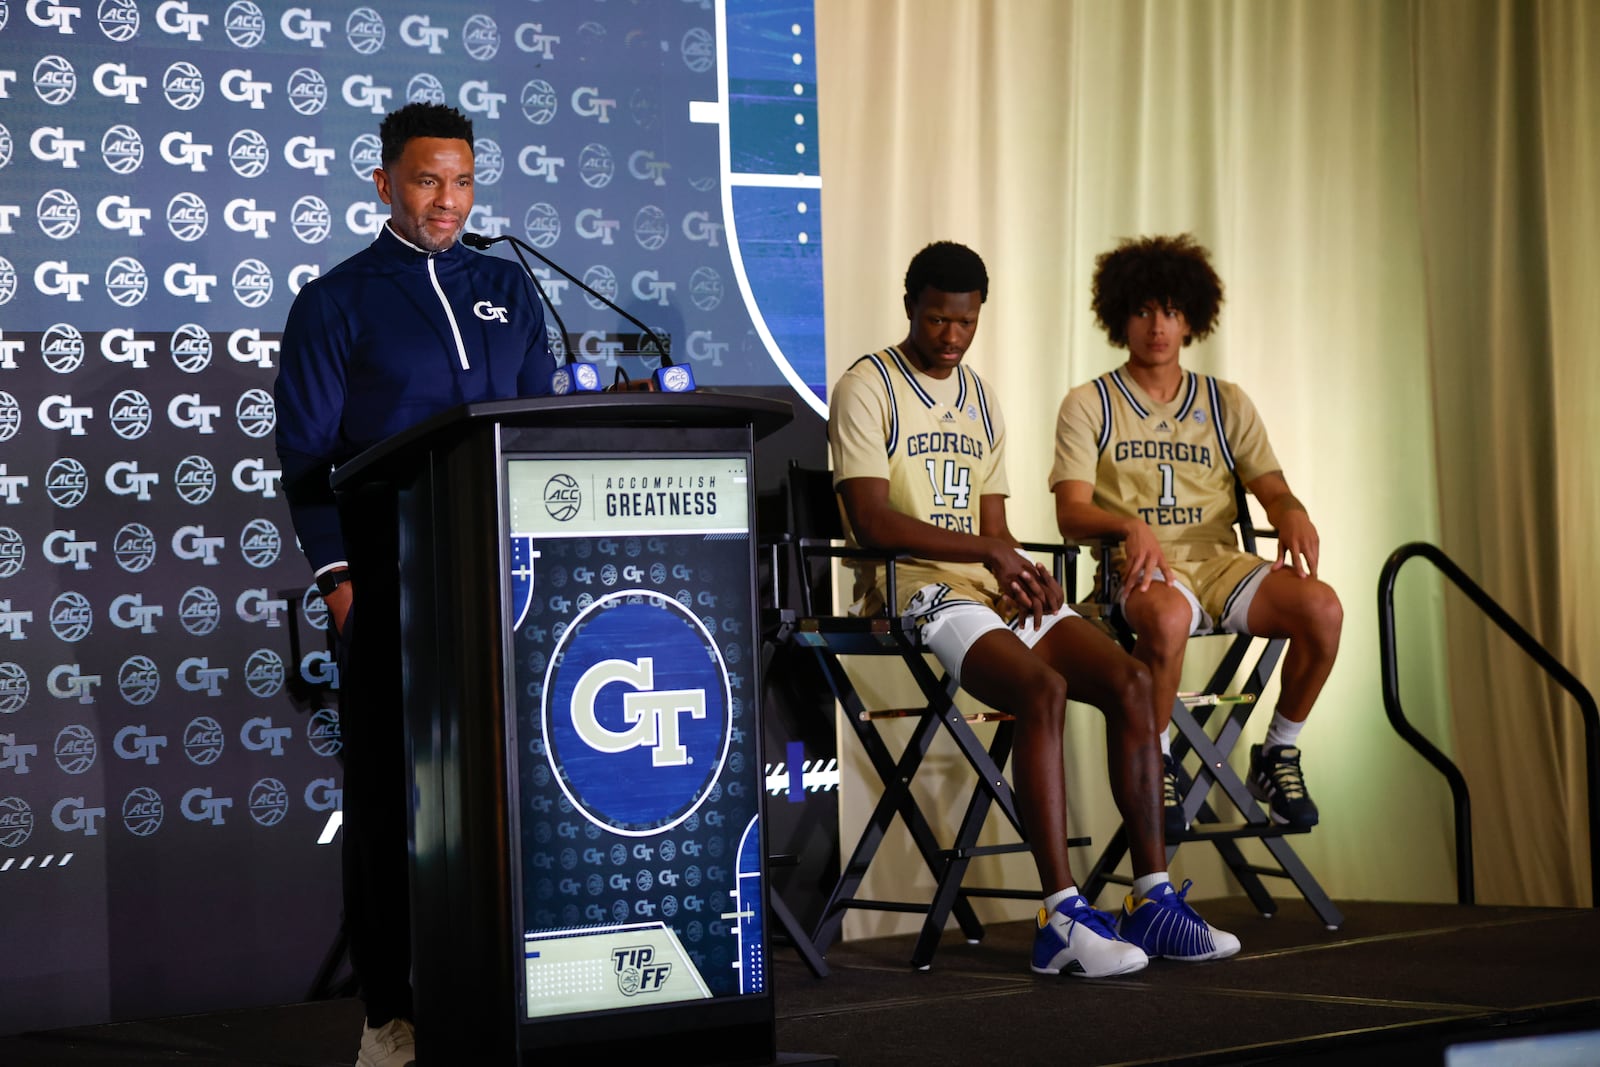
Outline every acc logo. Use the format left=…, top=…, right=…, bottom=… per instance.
left=689, top=267, right=724, bottom=312
left=42, top=322, right=85, bottom=372
left=578, top=143, right=613, bottom=189
left=285, top=194, right=331, bottom=244
left=101, top=124, right=144, bottom=173
left=119, top=654, right=161, bottom=705
left=463, top=13, right=499, bottom=60
left=239, top=517, right=282, bottom=567
left=167, top=191, right=208, bottom=241
left=163, top=61, right=205, bottom=110
left=46, top=458, right=89, bottom=508
left=122, top=786, right=163, bottom=836
left=474, top=137, right=503, bottom=184
left=106, top=255, right=148, bottom=307
left=408, top=72, right=445, bottom=104
left=0, top=797, right=35, bottom=848
left=0, top=663, right=28, bottom=715
left=634, top=206, right=668, bottom=251
left=228, top=128, right=270, bottom=177
left=543, top=590, right=730, bottom=835
left=175, top=455, right=217, bottom=504
left=349, top=132, right=381, bottom=180
left=179, top=585, right=220, bottom=635
left=286, top=67, right=328, bottom=115
left=524, top=202, right=560, bottom=248
left=225, top=0, right=266, bottom=47
left=581, top=266, right=618, bottom=311
left=346, top=7, right=385, bottom=55
left=307, top=708, right=342, bottom=757
left=236, top=388, right=276, bottom=437
left=682, top=27, right=715, bottom=73
left=0, top=259, right=16, bottom=304
left=55, top=725, right=97, bottom=774
left=114, top=523, right=157, bottom=572
left=0, top=393, right=20, bottom=441
left=37, top=188, right=81, bottom=239
left=232, top=258, right=273, bottom=307
left=0, top=528, right=21, bottom=577
left=184, top=715, right=225, bottom=765
left=99, top=0, right=142, bottom=42
left=171, top=323, right=213, bottom=372
left=544, top=474, right=580, bottom=520
left=244, top=650, right=285, bottom=698
left=248, top=777, right=288, bottom=826
left=51, top=591, right=94, bottom=642
left=521, top=79, right=557, bottom=124
left=34, top=55, right=77, bottom=106
left=109, top=390, right=152, bottom=439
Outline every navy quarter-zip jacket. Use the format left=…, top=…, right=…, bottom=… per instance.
left=275, top=224, right=556, bottom=572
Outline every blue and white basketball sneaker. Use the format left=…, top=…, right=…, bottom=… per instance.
left=1118, top=879, right=1241, bottom=961
left=1031, top=895, right=1149, bottom=977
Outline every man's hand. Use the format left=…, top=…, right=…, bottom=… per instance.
left=1118, top=518, right=1172, bottom=593
left=324, top=581, right=354, bottom=635
left=988, top=547, right=1063, bottom=629
left=1272, top=508, right=1320, bottom=578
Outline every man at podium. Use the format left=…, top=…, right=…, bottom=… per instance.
left=275, top=102, right=556, bottom=1067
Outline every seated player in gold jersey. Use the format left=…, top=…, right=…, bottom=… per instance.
left=1051, top=234, right=1343, bottom=835
left=829, top=241, right=1239, bottom=978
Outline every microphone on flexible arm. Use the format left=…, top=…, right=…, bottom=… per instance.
left=459, top=231, right=695, bottom=394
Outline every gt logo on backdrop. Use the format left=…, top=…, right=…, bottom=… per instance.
left=543, top=590, right=729, bottom=836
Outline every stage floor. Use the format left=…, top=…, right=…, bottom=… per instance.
left=2, top=899, right=1596, bottom=1066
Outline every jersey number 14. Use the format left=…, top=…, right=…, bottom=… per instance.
left=924, top=458, right=972, bottom=509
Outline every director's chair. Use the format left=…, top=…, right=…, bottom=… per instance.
left=764, top=462, right=1092, bottom=970
left=1079, top=481, right=1344, bottom=929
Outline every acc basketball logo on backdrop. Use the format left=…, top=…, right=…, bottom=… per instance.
left=543, top=589, right=730, bottom=837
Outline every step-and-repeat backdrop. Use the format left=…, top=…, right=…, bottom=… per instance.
left=0, top=0, right=829, bottom=1031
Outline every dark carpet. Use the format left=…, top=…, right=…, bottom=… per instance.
left=2, top=899, right=1596, bottom=1066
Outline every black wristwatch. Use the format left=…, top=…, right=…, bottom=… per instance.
left=315, top=567, right=351, bottom=597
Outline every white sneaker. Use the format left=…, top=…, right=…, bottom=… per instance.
left=356, top=1018, right=416, bottom=1067
left=1030, top=895, right=1149, bottom=977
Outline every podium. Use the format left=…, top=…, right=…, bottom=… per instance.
left=331, top=392, right=793, bottom=1065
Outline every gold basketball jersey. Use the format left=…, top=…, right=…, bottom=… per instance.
left=829, top=346, right=1007, bottom=613
left=1050, top=367, right=1279, bottom=550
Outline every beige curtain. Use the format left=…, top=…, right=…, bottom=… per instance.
left=813, top=0, right=1598, bottom=929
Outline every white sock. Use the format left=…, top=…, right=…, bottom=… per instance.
left=1263, top=712, right=1306, bottom=752
left=1159, top=728, right=1172, bottom=757
left=1132, top=872, right=1170, bottom=899
left=1043, top=886, right=1081, bottom=913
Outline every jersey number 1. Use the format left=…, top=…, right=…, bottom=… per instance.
left=924, top=458, right=971, bottom=509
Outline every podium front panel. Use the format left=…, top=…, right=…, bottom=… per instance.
left=503, top=449, right=770, bottom=1055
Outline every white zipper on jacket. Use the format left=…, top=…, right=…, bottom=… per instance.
left=426, top=256, right=470, bottom=370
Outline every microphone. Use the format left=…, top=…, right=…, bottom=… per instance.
left=461, top=231, right=694, bottom=394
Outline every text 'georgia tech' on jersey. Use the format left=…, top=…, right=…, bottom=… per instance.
left=1050, top=366, right=1281, bottom=550
left=828, top=345, right=1007, bottom=614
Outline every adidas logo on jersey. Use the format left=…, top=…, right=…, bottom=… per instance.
left=941, top=411, right=957, bottom=423
left=1154, top=419, right=1174, bottom=433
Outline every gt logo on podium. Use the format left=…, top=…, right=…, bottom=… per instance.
left=544, top=589, right=731, bottom=836
left=571, top=658, right=706, bottom=767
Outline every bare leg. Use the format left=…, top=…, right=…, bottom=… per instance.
left=1245, top=571, right=1343, bottom=722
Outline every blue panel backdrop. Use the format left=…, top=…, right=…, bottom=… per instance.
left=0, top=0, right=825, bottom=1032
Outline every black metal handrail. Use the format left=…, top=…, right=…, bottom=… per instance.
left=1378, top=541, right=1598, bottom=906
